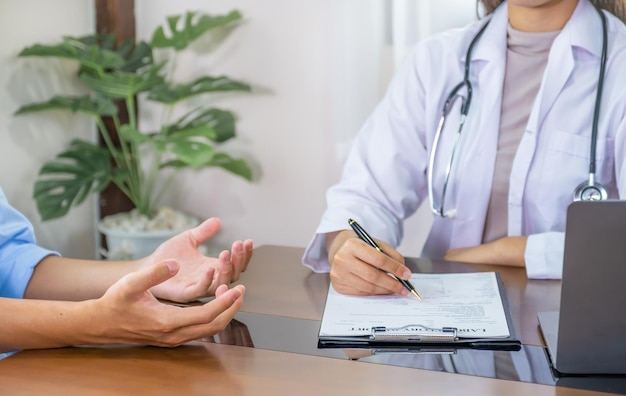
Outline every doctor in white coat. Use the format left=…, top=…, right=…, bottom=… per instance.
left=303, top=0, right=626, bottom=296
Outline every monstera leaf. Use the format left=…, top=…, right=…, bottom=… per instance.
left=19, top=38, right=124, bottom=76
left=151, top=10, right=242, bottom=51
left=34, top=140, right=114, bottom=221
left=80, top=65, right=165, bottom=99
left=14, top=95, right=118, bottom=117
left=206, top=153, right=253, bottom=180
left=162, top=108, right=237, bottom=142
left=20, top=35, right=154, bottom=76
left=148, top=76, right=250, bottom=105
left=144, top=129, right=252, bottom=179
left=162, top=149, right=252, bottom=180
left=73, top=35, right=154, bottom=73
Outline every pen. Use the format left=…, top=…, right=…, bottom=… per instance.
left=348, top=219, right=422, bottom=301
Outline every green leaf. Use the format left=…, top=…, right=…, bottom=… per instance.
left=20, top=35, right=154, bottom=76
left=118, top=124, right=152, bottom=144
left=78, top=36, right=154, bottom=75
left=18, top=42, right=81, bottom=59
left=148, top=76, right=250, bottom=104
left=76, top=44, right=126, bottom=75
left=162, top=151, right=252, bottom=180
left=70, top=34, right=116, bottom=50
left=80, top=65, right=165, bottom=98
left=210, top=153, right=253, bottom=180
left=14, top=95, right=118, bottom=117
left=19, top=38, right=125, bottom=76
left=116, top=41, right=154, bottom=73
left=168, top=141, right=216, bottom=168
left=97, top=36, right=154, bottom=73
left=150, top=10, right=242, bottom=51
left=163, top=108, right=237, bottom=142
left=152, top=108, right=249, bottom=175
left=34, top=140, right=114, bottom=221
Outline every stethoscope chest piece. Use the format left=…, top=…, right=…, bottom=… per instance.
left=573, top=179, right=608, bottom=202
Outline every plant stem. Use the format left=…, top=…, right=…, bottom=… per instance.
left=152, top=168, right=179, bottom=210
left=160, top=50, right=178, bottom=127
left=148, top=50, right=180, bottom=214
left=124, top=94, right=152, bottom=216
left=95, top=118, right=122, bottom=168
left=110, top=112, right=142, bottom=215
left=143, top=142, right=162, bottom=212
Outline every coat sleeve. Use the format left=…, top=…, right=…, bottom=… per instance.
left=524, top=89, right=626, bottom=280
left=524, top=232, right=565, bottom=279
left=302, top=42, right=433, bottom=273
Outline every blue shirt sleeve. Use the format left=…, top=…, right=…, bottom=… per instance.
left=0, top=187, right=58, bottom=298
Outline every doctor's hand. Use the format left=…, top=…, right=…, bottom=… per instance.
left=326, top=230, right=411, bottom=296
left=140, top=217, right=253, bottom=303
left=444, top=236, right=527, bottom=267
left=92, top=259, right=245, bottom=347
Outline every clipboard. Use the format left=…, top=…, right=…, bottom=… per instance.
left=317, top=272, right=520, bottom=351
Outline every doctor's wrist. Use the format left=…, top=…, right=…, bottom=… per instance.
left=326, top=230, right=354, bottom=266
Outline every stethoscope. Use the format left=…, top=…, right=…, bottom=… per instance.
left=427, top=6, right=608, bottom=219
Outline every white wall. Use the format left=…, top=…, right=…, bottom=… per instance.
left=0, top=0, right=476, bottom=259
left=0, top=0, right=95, bottom=258
left=135, top=0, right=476, bottom=257
left=136, top=0, right=340, bottom=255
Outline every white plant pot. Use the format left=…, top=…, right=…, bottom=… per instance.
left=98, top=208, right=199, bottom=260
left=98, top=225, right=183, bottom=260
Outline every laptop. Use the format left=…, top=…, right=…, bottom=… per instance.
left=538, top=200, right=626, bottom=375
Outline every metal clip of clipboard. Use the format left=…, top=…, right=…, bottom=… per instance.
left=370, top=324, right=458, bottom=342
left=371, top=348, right=457, bottom=355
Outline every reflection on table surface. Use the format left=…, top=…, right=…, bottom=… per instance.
left=226, top=312, right=554, bottom=383
left=212, top=312, right=626, bottom=395
left=199, top=319, right=255, bottom=347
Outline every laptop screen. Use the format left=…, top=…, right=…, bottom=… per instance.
left=538, top=200, right=626, bottom=375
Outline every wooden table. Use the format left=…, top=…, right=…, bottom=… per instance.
left=0, top=245, right=617, bottom=395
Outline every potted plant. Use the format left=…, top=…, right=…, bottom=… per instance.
left=14, top=10, right=255, bottom=258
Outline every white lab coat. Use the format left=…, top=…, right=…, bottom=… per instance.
left=303, top=0, right=626, bottom=279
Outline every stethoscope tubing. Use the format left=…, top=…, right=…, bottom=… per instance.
left=428, top=6, right=609, bottom=218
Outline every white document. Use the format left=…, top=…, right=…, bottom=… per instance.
left=319, top=272, right=510, bottom=339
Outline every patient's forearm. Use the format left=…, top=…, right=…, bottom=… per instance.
left=24, top=255, right=141, bottom=301
left=0, top=297, right=96, bottom=352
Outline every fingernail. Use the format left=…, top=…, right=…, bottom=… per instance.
left=402, top=270, right=411, bottom=279
left=164, top=259, right=178, bottom=274
left=400, top=288, right=409, bottom=296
